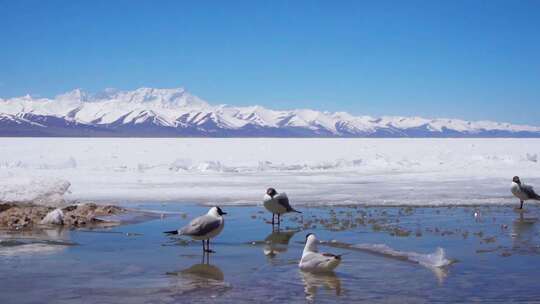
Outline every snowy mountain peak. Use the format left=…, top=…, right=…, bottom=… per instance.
left=0, top=87, right=539, bottom=137
left=113, top=87, right=209, bottom=108
left=56, top=88, right=89, bottom=102
left=49, top=87, right=209, bottom=109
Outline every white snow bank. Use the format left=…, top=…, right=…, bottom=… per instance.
left=0, top=177, right=71, bottom=206
left=1, top=138, right=539, bottom=205
left=167, top=158, right=364, bottom=173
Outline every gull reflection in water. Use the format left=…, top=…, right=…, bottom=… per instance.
left=430, top=266, right=449, bottom=285
left=167, top=254, right=229, bottom=295
left=263, top=229, right=298, bottom=258
left=512, top=212, right=538, bottom=246
left=301, top=271, right=342, bottom=302
left=181, top=263, right=224, bottom=282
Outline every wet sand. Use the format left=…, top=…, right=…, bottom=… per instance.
left=1, top=203, right=539, bottom=303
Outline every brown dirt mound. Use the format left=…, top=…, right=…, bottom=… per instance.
left=0, top=203, right=126, bottom=230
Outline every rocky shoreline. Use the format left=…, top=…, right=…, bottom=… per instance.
left=0, top=202, right=126, bottom=230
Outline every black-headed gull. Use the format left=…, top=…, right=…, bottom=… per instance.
left=511, top=176, right=540, bottom=209
left=264, top=188, right=301, bottom=226
left=164, top=206, right=227, bottom=253
left=299, top=233, right=341, bottom=273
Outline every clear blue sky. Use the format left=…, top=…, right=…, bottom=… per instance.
left=1, top=0, right=539, bottom=124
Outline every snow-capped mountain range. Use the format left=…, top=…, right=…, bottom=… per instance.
left=1, top=87, right=539, bottom=137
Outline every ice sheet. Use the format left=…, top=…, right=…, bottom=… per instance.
left=1, top=138, right=539, bottom=206
left=0, top=177, right=71, bottom=206
left=351, top=244, right=451, bottom=268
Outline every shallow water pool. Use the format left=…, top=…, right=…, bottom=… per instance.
left=1, top=204, right=539, bottom=303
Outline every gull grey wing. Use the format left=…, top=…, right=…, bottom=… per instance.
left=180, top=215, right=221, bottom=237
left=302, top=253, right=333, bottom=268
left=275, top=193, right=295, bottom=212
left=522, top=184, right=540, bottom=199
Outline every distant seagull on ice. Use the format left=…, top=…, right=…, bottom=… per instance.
left=299, top=233, right=342, bottom=273
left=511, top=176, right=540, bottom=209
left=164, top=206, right=227, bottom=253
left=264, top=188, right=301, bottom=226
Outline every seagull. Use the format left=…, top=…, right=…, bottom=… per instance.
left=299, top=233, right=341, bottom=273
left=511, top=176, right=540, bottom=209
left=263, top=188, right=301, bottom=226
left=164, top=206, right=226, bottom=253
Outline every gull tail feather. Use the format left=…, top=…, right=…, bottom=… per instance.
left=163, top=230, right=179, bottom=235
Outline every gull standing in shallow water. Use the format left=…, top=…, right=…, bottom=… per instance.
left=264, top=188, right=301, bottom=226
left=299, top=233, right=342, bottom=273
left=511, top=176, right=540, bottom=209
left=164, top=206, right=226, bottom=253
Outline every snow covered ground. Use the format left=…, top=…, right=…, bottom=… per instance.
left=1, top=138, right=539, bottom=206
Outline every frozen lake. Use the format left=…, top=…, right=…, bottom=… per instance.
left=1, top=138, right=540, bottom=206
